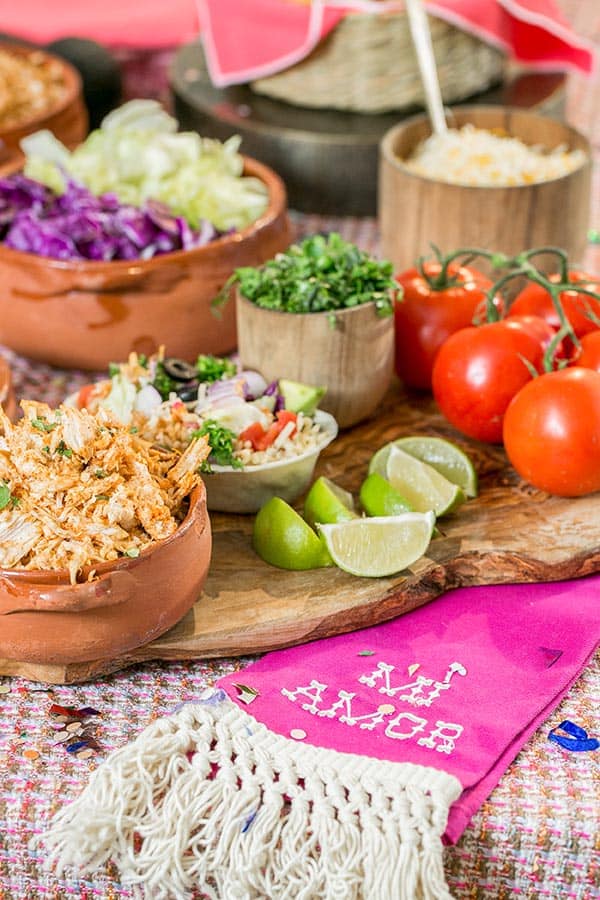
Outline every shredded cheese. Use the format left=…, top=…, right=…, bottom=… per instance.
left=404, top=124, right=586, bottom=187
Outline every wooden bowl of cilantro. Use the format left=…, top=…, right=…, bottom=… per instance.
left=232, top=233, right=395, bottom=428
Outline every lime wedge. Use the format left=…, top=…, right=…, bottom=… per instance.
left=369, top=435, right=477, bottom=498
left=279, top=379, right=326, bottom=415
left=386, top=446, right=465, bottom=516
left=303, top=476, right=357, bottom=528
left=252, top=497, right=332, bottom=570
left=318, top=511, right=435, bottom=578
left=359, top=472, right=413, bottom=517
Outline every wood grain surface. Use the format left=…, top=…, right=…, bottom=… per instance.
left=236, top=292, right=394, bottom=428
left=2, top=382, right=598, bottom=684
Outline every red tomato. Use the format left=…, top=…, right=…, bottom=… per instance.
left=571, top=330, right=600, bottom=372
left=394, top=263, right=496, bottom=391
left=431, top=321, right=544, bottom=443
left=503, top=368, right=600, bottom=497
left=508, top=271, right=600, bottom=338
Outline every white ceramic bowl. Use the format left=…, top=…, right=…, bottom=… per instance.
left=204, top=410, right=339, bottom=514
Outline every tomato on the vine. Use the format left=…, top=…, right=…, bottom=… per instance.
left=508, top=271, right=600, bottom=338
left=503, top=368, right=600, bottom=497
left=394, top=262, right=496, bottom=391
left=431, top=320, right=544, bottom=443
left=571, top=330, right=600, bottom=372
left=500, top=314, right=562, bottom=356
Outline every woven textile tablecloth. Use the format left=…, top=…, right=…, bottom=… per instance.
left=0, top=211, right=599, bottom=899
left=2, top=2, right=600, bottom=890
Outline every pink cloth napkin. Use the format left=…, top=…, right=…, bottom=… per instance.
left=41, top=574, right=599, bottom=898
left=1, top=0, right=199, bottom=48
left=5, top=0, right=593, bottom=73
left=219, top=574, right=600, bottom=843
left=198, top=0, right=595, bottom=87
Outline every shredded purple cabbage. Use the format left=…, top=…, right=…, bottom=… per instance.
left=0, top=175, right=220, bottom=261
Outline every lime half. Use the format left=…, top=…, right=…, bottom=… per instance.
left=253, top=497, right=332, bottom=570
left=369, top=435, right=477, bottom=498
left=303, top=476, right=357, bottom=529
left=318, top=511, right=435, bottom=578
left=386, top=446, right=465, bottom=516
left=359, top=472, right=413, bottom=517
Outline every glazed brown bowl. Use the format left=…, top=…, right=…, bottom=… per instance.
left=0, top=157, right=291, bottom=369
left=0, top=483, right=211, bottom=666
left=0, top=42, right=87, bottom=165
left=0, top=356, right=17, bottom=420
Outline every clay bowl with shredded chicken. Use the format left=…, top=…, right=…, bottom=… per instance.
left=0, top=402, right=212, bottom=666
left=0, top=356, right=17, bottom=420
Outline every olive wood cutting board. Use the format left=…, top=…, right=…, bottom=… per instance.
left=2, top=384, right=599, bottom=684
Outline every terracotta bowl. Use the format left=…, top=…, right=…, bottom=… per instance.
left=0, top=356, right=17, bottom=420
left=236, top=292, right=394, bottom=428
left=0, top=42, right=87, bottom=165
left=0, top=484, right=211, bottom=666
left=379, top=106, right=592, bottom=273
left=0, top=157, right=291, bottom=369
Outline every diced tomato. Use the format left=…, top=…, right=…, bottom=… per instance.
left=239, top=422, right=267, bottom=449
left=255, top=410, right=298, bottom=450
left=77, top=383, right=98, bottom=409
left=240, top=412, right=298, bottom=451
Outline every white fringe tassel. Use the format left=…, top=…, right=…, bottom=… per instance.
left=38, top=690, right=462, bottom=899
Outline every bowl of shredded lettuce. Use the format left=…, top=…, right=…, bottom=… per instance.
left=0, top=100, right=291, bottom=370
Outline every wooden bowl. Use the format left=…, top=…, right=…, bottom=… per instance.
left=0, top=484, right=211, bottom=667
left=0, top=42, right=87, bottom=163
left=0, top=357, right=17, bottom=421
left=0, top=157, right=291, bottom=369
left=236, top=292, right=394, bottom=428
left=379, top=106, right=592, bottom=272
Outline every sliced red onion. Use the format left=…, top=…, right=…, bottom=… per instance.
left=239, top=370, right=267, bottom=400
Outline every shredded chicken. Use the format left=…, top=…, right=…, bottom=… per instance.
left=0, top=402, right=209, bottom=582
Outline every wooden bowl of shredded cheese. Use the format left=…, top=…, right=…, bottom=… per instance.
left=379, top=106, right=591, bottom=272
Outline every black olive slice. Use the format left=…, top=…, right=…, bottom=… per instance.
left=178, top=384, right=200, bottom=402
left=163, top=358, right=198, bottom=381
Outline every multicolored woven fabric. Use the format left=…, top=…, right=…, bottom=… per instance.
left=1, top=210, right=599, bottom=897
left=2, top=3, right=600, bottom=889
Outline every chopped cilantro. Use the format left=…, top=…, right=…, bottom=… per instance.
left=152, top=361, right=178, bottom=400
left=0, top=482, right=19, bottom=510
left=129, top=426, right=138, bottom=434
left=222, top=233, right=395, bottom=317
left=108, top=362, right=121, bottom=377
left=94, top=468, right=107, bottom=478
left=56, top=441, right=73, bottom=458
left=31, top=417, right=58, bottom=433
left=195, top=354, right=236, bottom=383
left=191, top=420, right=242, bottom=470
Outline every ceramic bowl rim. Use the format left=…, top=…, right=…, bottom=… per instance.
left=380, top=104, right=592, bottom=191
left=0, top=155, right=288, bottom=271
left=0, top=41, right=83, bottom=142
left=0, top=481, right=208, bottom=584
